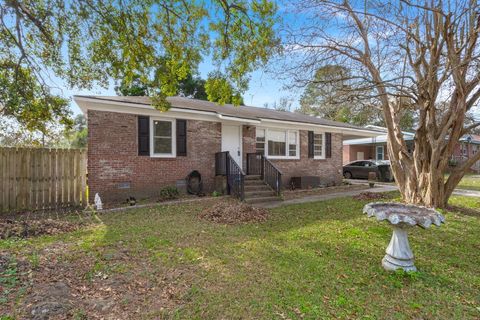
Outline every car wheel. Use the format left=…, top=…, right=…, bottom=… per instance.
left=344, top=171, right=353, bottom=179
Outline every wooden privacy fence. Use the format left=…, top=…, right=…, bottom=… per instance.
left=0, top=147, right=87, bottom=213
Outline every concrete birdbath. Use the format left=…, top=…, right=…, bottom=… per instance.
left=363, top=202, right=445, bottom=272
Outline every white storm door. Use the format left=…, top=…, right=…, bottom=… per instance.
left=221, top=124, right=242, bottom=168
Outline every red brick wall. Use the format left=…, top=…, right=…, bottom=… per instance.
left=242, top=128, right=343, bottom=187
left=88, top=110, right=221, bottom=203
left=270, top=131, right=343, bottom=187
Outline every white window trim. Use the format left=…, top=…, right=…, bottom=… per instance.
left=150, top=117, right=176, bottom=158
left=256, top=127, right=300, bottom=160
left=313, top=132, right=326, bottom=160
left=376, top=145, right=384, bottom=160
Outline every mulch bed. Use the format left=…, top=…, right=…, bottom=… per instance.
left=352, top=192, right=392, bottom=201
left=0, top=219, right=81, bottom=239
left=199, top=201, right=269, bottom=224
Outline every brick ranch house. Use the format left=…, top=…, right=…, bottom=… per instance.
left=74, top=96, right=382, bottom=203
left=343, top=126, right=480, bottom=172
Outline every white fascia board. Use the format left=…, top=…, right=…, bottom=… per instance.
left=217, top=114, right=261, bottom=124
left=258, top=118, right=384, bottom=137
left=74, top=96, right=384, bottom=136
left=75, top=96, right=261, bottom=125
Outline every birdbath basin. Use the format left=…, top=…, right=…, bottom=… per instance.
left=363, top=202, right=445, bottom=272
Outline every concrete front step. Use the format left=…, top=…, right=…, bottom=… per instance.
left=244, top=185, right=272, bottom=192
left=245, top=196, right=281, bottom=204
left=245, top=175, right=262, bottom=180
left=244, top=179, right=266, bottom=186
left=245, top=190, right=276, bottom=198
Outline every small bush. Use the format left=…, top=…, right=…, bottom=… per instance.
left=212, top=191, right=221, bottom=197
left=159, top=186, right=180, bottom=201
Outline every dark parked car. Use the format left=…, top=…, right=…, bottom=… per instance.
left=343, top=160, right=393, bottom=182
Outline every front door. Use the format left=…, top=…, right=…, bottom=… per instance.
left=221, top=124, right=242, bottom=168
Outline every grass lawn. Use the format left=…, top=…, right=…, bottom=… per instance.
left=1, top=194, right=480, bottom=319
left=455, top=174, right=480, bottom=191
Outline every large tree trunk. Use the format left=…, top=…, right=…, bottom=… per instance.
left=391, top=162, right=447, bottom=208
left=388, top=123, right=480, bottom=208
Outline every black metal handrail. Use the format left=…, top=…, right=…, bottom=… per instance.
left=216, top=151, right=245, bottom=201
left=263, top=157, right=282, bottom=196
left=246, top=153, right=282, bottom=196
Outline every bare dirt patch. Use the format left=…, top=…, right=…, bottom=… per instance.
left=0, top=219, right=81, bottom=239
left=199, top=201, right=269, bottom=224
left=2, top=243, right=195, bottom=319
left=352, top=192, right=393, bottom=201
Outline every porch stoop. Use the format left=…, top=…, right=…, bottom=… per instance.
left=244, top=175, right=282, bottom=205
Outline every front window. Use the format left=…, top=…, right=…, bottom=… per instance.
left=376, top=146, right=384, bottom=160
left=267, top=130, right=286, bottom=156
left=314, top=133, right=324, bottom=158
left=151, top=119, right=175, bottom=157
left=256, top=128, right=299, bottom=158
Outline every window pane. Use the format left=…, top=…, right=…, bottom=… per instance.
left=314, top=133, right=323, bottom=156
left=289, top=131, right=297, bottom=144
left=268, top=141, right=286, bottom=156
left=256, top=128, right=265, bottom=139
left=154, top=137, right=172, bottom=154
left=267, top=130, right=287, bottom=156
left=289, top=145, right=296, bottom=156
left=154, top=121, right=172, bottom=137
left=268, top=130, right=286, bottom=142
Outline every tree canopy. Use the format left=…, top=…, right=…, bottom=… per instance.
left=0, top=0, right=278, bottom=131
left=280, top=0, right=480, bottom=207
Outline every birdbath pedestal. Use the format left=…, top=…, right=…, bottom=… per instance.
left=363, top=202, right=445, bottom=272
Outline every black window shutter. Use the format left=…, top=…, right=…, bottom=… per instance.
left=138, top=116, right=150, bottom=156
left=326, top=132, right=332, bottom=158
left=308, top=131, right=314, bottom=158
left=176, top=119, right=187, bottom=156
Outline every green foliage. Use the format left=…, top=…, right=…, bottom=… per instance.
left=0, top=0, right=278, bottom=131
left=178, top=74, right=208, bottom=100
left=212, top=191, right=221, bottom=197
left=115, top=75, right=149, bottom=96
left=116, top=72, right=209, bottom=101
left=159, top=186, right=180, bottom=201
left=0, top=257, right=20, bottom=304
left=205, top=73, right=244, bottom=106
left=0, top=62, right=71, bottom=132
left=64, top=115, right=88, bottom=148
